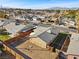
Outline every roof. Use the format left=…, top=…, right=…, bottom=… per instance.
left=38, top=32, right=57, bottom=43
left=49, top=33, right=70, bottom=50
left=4, top=22, right=25, bottom=37
left=0, top=21, right=4, bottom=26
left=67, top=33, right=79, bottom=55
left=51, top=25, right=77, bottom=33
left=30, top=26, right=51, bottom=37
left=39, top=24, right=51, bottom=27
left=52, top=26, right=69, bottom=33
left=19, top=24, right=35, bottom=32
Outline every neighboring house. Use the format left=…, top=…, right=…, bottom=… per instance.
left=51, top=25, right=78, bottom=34
left=0, top=20, right=4, bottom=27
left=15, top=15, right=26, bottom=21
left=30, top=31, right=57, bottom=48
left=4, top=22, right=25, bottom=37
left=29, top=25, right=71, bottom=49
left=67, top=33, right=79, bottom=59
left=5, top=24, right=35, bottom=45
left=60, top=18, right=76, bottom=27
left=51, top=17, right=58, bottom=23
left=30, top=16, right=41, bottom=24
left=29, top=25, right=52, bottom=48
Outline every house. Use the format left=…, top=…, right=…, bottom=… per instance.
left=30, top=16, right=41, bottom=24
left=29, top=24, right=72, bottom=49
left=67, top=33, right=79, bottom=59
left=15, top=15, right=26, bottom=21
left=29, top=25, right=52, bottom=48
left=51, top=25, right=78, bottom=34
left=59, top=17, right=76, bottom=27
left=4, top=22, right=26, bottom=37
left=29, top=24, right=66, bottom=48
left=5, top=24, right=35, bottom=44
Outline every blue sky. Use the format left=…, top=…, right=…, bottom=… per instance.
left=0, top=0, right=79, bottom=9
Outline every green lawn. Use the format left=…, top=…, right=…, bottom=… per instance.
left=0, top=35, right=10, bottom=41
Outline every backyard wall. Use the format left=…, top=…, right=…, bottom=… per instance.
left=3, top=42, right=31, bottom=59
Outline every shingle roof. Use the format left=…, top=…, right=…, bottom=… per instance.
left=38, top=32, right=57, bottom=43
left=19, top=24, right=35, bottom=32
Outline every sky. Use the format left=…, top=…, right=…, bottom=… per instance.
left=0, top=0, right=79, bottom=9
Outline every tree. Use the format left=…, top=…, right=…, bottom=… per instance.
left=56, top=10, right=60, bottom=13
left=0, top=41, right=4, bottom=52
left=0, top=11, right=5, bottom=18
left=4, top=15, right=9, bottom=19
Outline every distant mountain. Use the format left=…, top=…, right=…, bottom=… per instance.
left=0, top=7, right=79, bottom=10
left=48, top=7, right=79, bottom=10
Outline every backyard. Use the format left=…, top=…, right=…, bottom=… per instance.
left=16, top=39, right=58, bottom=59
left=0, top=35, right=10, bottom=41
left=0, top=29, right=11, bottom=41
